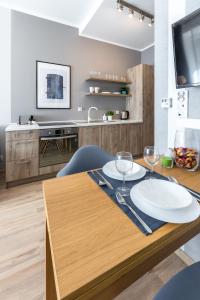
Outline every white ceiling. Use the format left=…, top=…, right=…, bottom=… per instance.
left=0, top=0, right=154, bottom=51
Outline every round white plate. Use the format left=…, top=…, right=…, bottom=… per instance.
left=130, top=187, right=200, bottom=223
left=102, top=161, right=146, bottom=181
left=133, top=179, right=192, bottom=211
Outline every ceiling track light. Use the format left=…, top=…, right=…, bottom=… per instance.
left=139, top=14, right=145, bottom=22
left=116, top=0, right=154, bottom=26
left=148, top=18, right=154, bottom=27
left=117, top=2, right=123, bottom=12
left=128, top=8, right=134, bottom=18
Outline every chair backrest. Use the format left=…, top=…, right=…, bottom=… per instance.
left=57, top=145, right=114, bottom=177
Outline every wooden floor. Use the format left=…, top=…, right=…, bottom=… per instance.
left=0, top=176, right=191, bottom=300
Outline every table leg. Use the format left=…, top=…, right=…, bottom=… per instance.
left=46, top=223, right=57, bottom=300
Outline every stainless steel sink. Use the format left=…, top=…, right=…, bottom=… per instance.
left=75, top=120, right=118, bottom=125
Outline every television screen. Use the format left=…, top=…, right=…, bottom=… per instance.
left=172, top=9, right=200, bottom=88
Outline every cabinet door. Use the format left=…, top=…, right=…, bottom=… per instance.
left=6, top=159, right=38, bottom=182
left=101, top=125, right=127, bottom=155
left=6, top=130, right=39, bottom=141
left=6, top=140, right=39, bottom=161
left=127, top=124, right=143, bottom=156
left=78, top=126, right=101, bottom=147
left=6, top=131, right=39, bottom=182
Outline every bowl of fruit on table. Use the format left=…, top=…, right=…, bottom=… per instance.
left=174, top=147, right=199, bottom=171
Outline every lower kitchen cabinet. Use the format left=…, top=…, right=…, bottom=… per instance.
left=6, top=160, right=39, bottom=182
left=127, top=124, right=143, bottom=156
left=5, top=123, right=143, bottom=185
left=6, top=130, right=39, bottom=183
left=101, top=125, right=127, bottom=154
left=78, top=126, right=101, bottom=147
left=79, top=124, right=143, bottom=156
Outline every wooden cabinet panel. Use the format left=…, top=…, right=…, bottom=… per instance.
left=78, top=126, right=101, bottom=147
left=126, top=124, right=143, bottom=156
left=142, top=65, right=154, bottom=147
left=126, top=64, right=154, bottom=149
left=6, top=159, right=39, bottom=182
left=101, top=125, right=127, bottom=155
left=6, top=139, right=39, bottom=161
left=6, top=130, right=39, bottom=141
left=6, top=130, right=39, bottom=183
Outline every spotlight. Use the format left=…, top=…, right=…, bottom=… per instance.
left=128, top=8, right=134, bottom=18
left=117, top=2, right=123, bottom=12
left=139, top=14, right=144, bottom=22
left=148, top=18, right=154, bottom=27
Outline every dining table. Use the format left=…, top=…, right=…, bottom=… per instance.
left=43, top=158, right=200, bottom=300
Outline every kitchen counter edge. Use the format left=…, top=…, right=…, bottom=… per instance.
left=5, top=120, right=143, bottom=132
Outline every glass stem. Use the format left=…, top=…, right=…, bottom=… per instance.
left=122, top=174, right=126, bottom=190
left=150, top=165, right=154, bottom=178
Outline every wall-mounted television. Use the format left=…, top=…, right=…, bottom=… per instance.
left=172, top=8, right=200, bottom=89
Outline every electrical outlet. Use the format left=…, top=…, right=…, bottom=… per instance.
left=161, top=98, right=172, bottom=109
left=78, top=105, right=83, bottom=112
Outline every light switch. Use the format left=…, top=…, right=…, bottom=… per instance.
left=78, top=105, right=83, bottom=112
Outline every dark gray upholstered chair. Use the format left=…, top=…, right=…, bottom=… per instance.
left=57, top=145, right=114, bottom=177
left=154, top=261, right=200, bottom=300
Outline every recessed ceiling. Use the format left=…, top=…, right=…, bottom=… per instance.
left=0, top=0, right=154, bottom=51
left=80, top=0, right=154, bottom=51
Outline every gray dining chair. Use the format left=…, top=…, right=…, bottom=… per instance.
left=57, top=145, right=114, bottom=177
left=154, top=261, right=200, bottom=300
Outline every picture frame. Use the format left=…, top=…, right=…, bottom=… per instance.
left=36, top=61, right=71, bottom=109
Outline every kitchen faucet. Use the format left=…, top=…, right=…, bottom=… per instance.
left=88, top=106, right=98, bottom=122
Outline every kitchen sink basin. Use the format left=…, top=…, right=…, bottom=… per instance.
left=75, top=120, right=119, bottom=124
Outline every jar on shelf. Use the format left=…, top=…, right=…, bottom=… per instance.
left=174, top=128, right=199, bottom=171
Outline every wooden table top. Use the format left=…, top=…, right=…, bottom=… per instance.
left=43, top=159, right=200, bottom=300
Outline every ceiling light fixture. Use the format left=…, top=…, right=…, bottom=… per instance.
left=128, top=8, right=134, bottom=18
left=116, top=0, right=154, bottom=27
left=148, top=18, right=154, bottom=27
left=139, top=14, right=144, bottom=22
left=117, top=2, right=123, bottom=12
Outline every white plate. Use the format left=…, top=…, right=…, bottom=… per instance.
left=102, top=161, right=146, bottom=181
left=133, top=179, right=192, bottom=211
left=130, top=187, right=200, bottom=223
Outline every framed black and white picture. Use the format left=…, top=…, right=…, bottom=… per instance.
left=36, top=61, right=71, bottom=109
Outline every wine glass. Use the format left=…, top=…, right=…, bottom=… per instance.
left=144, top=146, right=160, bottom=178
left=115, top=152, right=133, bottom=196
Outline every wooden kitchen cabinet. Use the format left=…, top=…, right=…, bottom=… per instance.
left=126, top=64, right=154, bottom=149
left=6, top=130, right=39, bottom=183
left=78, top=126, right=101, bottom=147
left=101, top=125, right=127, bottom=154
left=79, top=124, right=143, bottom=156
left=6, top=139, right=38, bottom=161
left=126, top=124, right=143, bottom=156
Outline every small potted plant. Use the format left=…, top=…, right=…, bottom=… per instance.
left=106, top=111, right=114, bottom=121
left=120, top=86, right=129, bottom=95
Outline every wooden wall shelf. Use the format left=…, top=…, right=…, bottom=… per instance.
left=86, top=77, right=131, bottom=84
left=86, top=93, right=131, bottom=97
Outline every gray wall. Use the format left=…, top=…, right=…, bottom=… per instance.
left=141, top=46, right=154, bottom=65
left=185, top=0, right=200, bottom=119
left=11, top=11, right=141, bottom=122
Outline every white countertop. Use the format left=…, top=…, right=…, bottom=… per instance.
left=5, top=119, right=143, bottom=132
